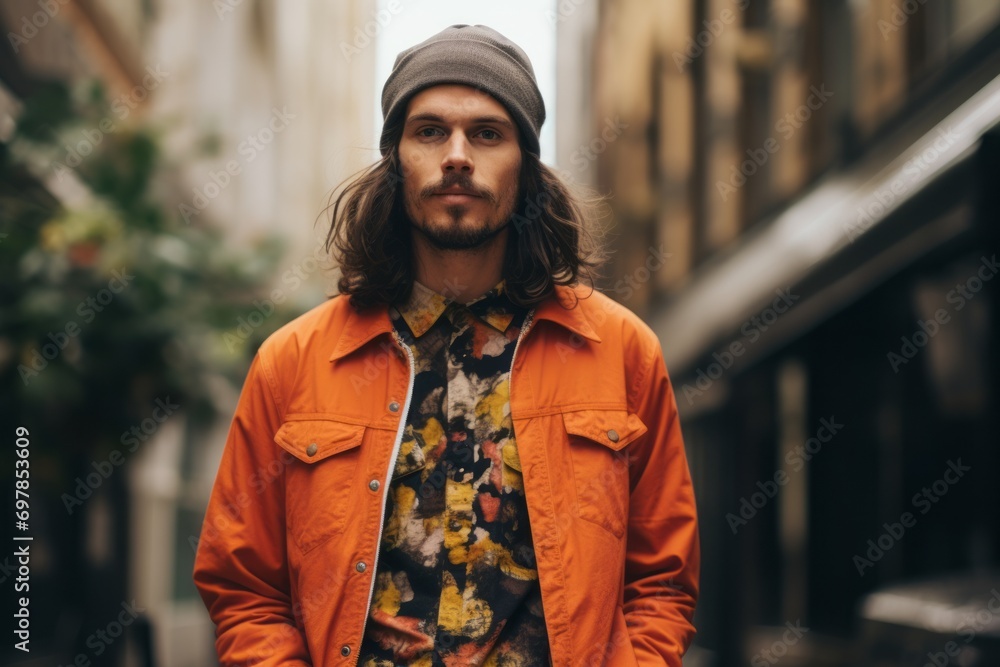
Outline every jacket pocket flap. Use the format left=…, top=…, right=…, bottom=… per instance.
left=561, top=409, right=647, bottom=451
left=274, top=418, right=366, bottom=463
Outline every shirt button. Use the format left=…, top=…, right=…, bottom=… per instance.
left=389, top=401, right=400, bottom=412
left=607, top=429, right=619, bottom=443
left=355, top=561, right=367, bottom=573
left=369, top=479, right=380, bottom=491
left=340, top=645, right=351, bottom=657
left=306, top=443, right=318, bottom=456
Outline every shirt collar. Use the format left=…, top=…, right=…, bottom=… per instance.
left=392, top=278, right=519, bottom=338
left=330, top=283, right=602, bottom=362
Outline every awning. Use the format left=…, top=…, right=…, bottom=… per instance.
left=651, top=72, right=1000, bottom=388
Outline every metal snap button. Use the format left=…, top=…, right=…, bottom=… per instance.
left=389, top=401, right=400, bottom=412
left=340, top=645, right=351, bottom=657
left=355, top=561, right=367, bottom=573
left=369, top=479, right=380, bottom=491
left=306, top=443, right=318, bottom=456
left=607, top=429, right=619, bottom=443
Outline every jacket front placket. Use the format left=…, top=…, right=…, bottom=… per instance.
left=346, top=326, right=416, bottom=665
left=506, top=314, right=575, bottom=667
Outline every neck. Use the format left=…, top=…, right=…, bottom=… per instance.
left=411, top=228, right=508, bottom=304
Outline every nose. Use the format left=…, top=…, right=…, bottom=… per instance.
left=441, top=133, right=474, bottom=174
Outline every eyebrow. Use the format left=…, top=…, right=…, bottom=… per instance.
left=405, top=112, right=515, bottom=130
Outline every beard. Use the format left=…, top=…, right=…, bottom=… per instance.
left=404, top=171, right=518, bottom=251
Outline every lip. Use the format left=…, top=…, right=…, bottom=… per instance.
left=432, top=192, right=481, bottom=204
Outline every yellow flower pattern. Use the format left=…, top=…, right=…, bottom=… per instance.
left=359, top=278, right=549, bottom=666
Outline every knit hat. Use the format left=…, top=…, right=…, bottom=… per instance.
left=380, top=24, right=546, bottom=157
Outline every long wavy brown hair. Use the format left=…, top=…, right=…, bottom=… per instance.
left=324, top=121, right=609, bottom=311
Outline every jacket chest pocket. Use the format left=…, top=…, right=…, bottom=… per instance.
left=274, top=417, right=368, bottom=555
left=561, top=408, right=647, bottom=539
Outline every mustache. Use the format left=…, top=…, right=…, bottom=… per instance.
left=419, top=172, right=497, bottom=203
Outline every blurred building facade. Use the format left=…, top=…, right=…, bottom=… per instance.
left=1, top=1, right=376, bottom=665
left=563, top=0, right=1000, bottom=664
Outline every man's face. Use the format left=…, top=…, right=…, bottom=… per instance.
left=398, top=84, right=522, bottom=251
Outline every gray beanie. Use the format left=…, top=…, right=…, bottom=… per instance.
left=380, top=24, right=546, bottom=157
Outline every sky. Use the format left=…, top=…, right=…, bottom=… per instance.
left=374, top=0, right=558, bottom=163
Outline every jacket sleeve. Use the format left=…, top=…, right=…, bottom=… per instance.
left=623, top=334, right=700, bottom=667
left=192, top=349, right=312, bottom=666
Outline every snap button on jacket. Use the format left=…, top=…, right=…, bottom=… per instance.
left=192, top=283, right=700, bottom=666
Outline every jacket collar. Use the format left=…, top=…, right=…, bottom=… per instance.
left=328, top=282, right=602, bottom=362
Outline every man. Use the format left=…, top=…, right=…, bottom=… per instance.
left=193, top=24, right=699, bottom=667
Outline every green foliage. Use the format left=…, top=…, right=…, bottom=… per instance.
left=0, top=79, right=299, bottom=465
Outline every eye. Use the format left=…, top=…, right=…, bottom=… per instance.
left=478, top=129, right=501, bottom=141
left=417, top=127, right=443, bottom=138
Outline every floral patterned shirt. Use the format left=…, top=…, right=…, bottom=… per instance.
left=358, top=278, right=549, bottom=667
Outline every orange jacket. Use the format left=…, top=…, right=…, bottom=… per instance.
left=193, top=283, right=700, bottom=666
